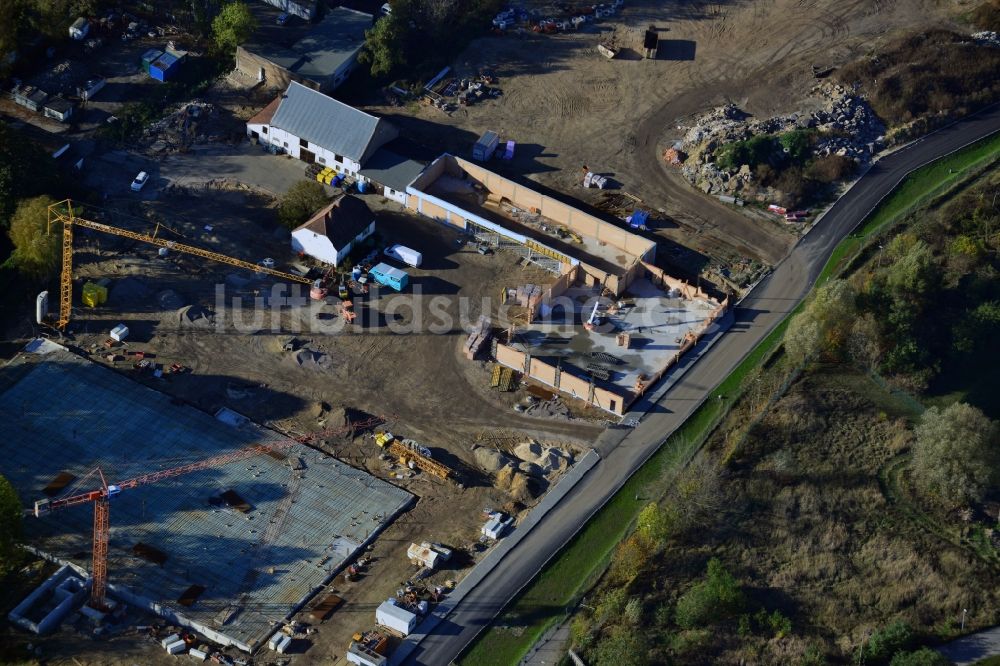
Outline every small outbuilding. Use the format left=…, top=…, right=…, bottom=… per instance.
left=13, top=85, right=48, bottom=112
left=43, top=96, right=74, bottom=123
left=291, top=194, right=374, bottom=266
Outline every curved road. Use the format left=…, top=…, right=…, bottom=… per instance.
left=400, top=105, right=1000, bottom=666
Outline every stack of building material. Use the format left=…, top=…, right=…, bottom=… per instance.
left=663, top=147, right=686, bottom=165
left=464, top=315, right=492, bottom=360
left=515, top=285, right=543, bottom=309
left=407, top=543, right=441, bottom=569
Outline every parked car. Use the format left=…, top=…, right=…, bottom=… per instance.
left=276, top=12, right=289, bottom=25
left=130, top=171, right=149, bottom=191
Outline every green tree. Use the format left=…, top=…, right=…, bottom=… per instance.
left=278, top=180, right=329, bottom=229
left=0, top=473, right=22, bottom=574
left=675, top=558, right=745, bottom=628
left=912, top=403, right=998, bottom=506
left=8, top=195, right=60, bottom=279
left=212, top=1, right=256, bottom=54
left=636, top=502, right=670, bottom=545
left=784, top=279, right=857, bottom=363
left=889, top=648, right=949, bottom=666
left=360, top=12, right=408, bottom=77
left=886, top=238, right=936, bottom=297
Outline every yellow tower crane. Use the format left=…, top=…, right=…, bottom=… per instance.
left=47, top=199, right=316, bottom=330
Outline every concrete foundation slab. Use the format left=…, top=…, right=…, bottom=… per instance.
left=0, top=343, right=414, bottom=652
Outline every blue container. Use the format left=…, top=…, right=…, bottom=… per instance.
left=331, top=174, right=344, bottom=187
left=357, top=180, right=367, bottom=193
left=150, top=52, right=180, bottom=82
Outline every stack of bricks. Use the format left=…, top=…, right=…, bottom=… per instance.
left=464, top=315, right=492, bottom=360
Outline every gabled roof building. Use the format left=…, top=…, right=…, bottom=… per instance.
left=236, top=7, right=371, bottom=93
left=247, top=81, right=398, bottom=177
left=291, top=194, right=375, bottom=266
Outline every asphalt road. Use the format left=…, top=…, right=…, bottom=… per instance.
left=399, top=105, right=1000, bottom=666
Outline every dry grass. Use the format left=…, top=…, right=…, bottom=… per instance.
left=580, top=365, right=1000, bottom=664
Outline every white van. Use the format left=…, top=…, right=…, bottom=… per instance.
left=384, top=244, right=422, bottom=268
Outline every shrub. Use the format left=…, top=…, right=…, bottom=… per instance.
left=717, top=135, right=779, bottom=171
left=889, top=648, right=950, bottom=666
left=860, top=621, right=915, bottom=664
left=807, top=154, right=856, bottom=183
left=675, top=558, right=745, bottom=628
left=779, top=129, right=816, bottom=164
left=592, top=625, right=650, bottom=666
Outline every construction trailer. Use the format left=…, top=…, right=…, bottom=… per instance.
left=376, top=599, right=418, bottom=636
left=369, top=262, right=408, bottom=291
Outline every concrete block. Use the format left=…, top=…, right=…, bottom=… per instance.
left=276, top=634, right=293, bottom=653
left=189, top=648, right=208, bottom=660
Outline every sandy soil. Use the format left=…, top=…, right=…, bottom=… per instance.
left=365, top=0, right=962, bottom=270
left=1, top=191, right=603, bottom=665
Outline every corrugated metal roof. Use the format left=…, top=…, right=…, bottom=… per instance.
left=271, top=82, right=395, bottom=163
left=247, top=7, right=370, bottom=89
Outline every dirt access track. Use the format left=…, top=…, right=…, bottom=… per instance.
left=368, top=0, right=958, bottom=268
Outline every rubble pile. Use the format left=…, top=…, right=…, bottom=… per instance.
left=676, top=84, right=885, bottom=200
left=141, top=101, right=232, bottom=153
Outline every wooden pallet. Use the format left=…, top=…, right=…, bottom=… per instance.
left=490, top=364, right=503, bottom=387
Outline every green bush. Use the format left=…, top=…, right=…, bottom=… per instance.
left=859, top=621, right=915, bottom=664
left=278, top=181, right=330, bottom=229
left=675, top=558, right=745, bottom=628
left=716, top=134, right=779, bottom=171
left=889, top=648, right=950, bottom=666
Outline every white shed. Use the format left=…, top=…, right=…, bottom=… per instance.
left=375, top=600, right=417, bottom=636
left=291, top=194, right=374, bottom=266
left=69, top=17, right=90, bottom=40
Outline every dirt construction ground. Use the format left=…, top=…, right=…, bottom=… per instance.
left=367, top=0, right=963, bottom=270
left=0, top=190, right=604, bottom=665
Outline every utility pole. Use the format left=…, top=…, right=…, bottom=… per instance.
left=962, top=608, right=968, bottom=632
